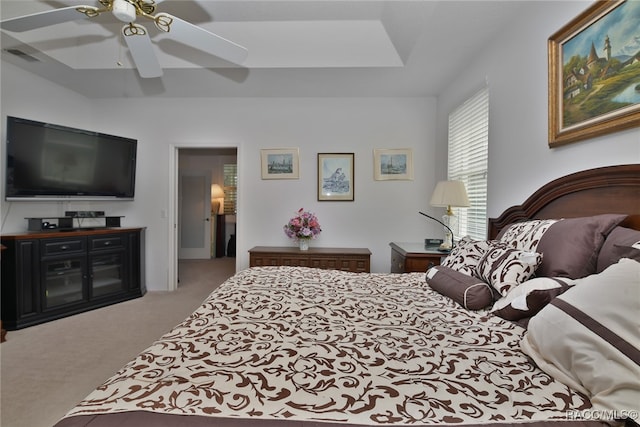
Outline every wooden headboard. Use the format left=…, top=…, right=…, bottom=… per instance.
left=488, top=164, right=640, bottom=239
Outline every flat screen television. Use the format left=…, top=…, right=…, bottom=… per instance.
left=5, top=116, right=137, bottom=200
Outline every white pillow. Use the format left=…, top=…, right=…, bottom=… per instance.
left=440, top=236, right=491, bottom=276
left=498, top=219, right=558, bottom=251
left=476, top=243, right=542, bottom=296
left=521, top=258, right=640, bottom=424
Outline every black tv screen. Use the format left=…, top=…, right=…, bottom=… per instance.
left=5, top=116, right=137, bottom=200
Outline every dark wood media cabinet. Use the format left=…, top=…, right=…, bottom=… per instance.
left=249, top=246, right=371, bottom=273
left=1, top=227, right=146, bottom=330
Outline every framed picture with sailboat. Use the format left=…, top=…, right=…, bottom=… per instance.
left=260, top=148, right=299, bottom=179
left=373, top=148, right=413, bottom=181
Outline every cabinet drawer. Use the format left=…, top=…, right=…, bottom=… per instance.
left=249, top=247, right=371, bottom=273
left=42, top=238, right=86, bottom=257
left=91, top=235, right=125, bottom=251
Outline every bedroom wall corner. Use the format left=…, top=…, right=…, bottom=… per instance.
left=435, top=0, right=640, bottom=221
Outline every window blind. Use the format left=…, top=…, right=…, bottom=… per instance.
left=223, top=164, right=237, bottom=214
left=447, top=87, right=489, bottom=240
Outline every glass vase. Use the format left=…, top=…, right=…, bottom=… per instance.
left=298, top=238, right=310, bottom=251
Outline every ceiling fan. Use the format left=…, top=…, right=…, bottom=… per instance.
left=0, top=0, right=248, bottom=78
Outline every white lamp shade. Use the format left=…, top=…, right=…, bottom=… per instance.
left=211, top=184, right=224, bottom=199
left=430, top=180, right=470, bottom=208
left=211, top=184, right=225, bottom=214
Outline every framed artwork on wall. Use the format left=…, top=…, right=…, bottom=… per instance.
left=317, top=153, right=354, bottom=201
left=548, top=0, right=640, bottom=147
left=260, top=148, right=299, bottom=179
left=373, top=148, right=413, bottom=181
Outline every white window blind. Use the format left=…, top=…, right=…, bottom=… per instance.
left=223, top=164, right=237, bottom=214
left=448, top=87, right=489, bottom=240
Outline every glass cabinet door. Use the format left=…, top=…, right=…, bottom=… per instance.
left=43, top=258, right=86, bottom=309
left=91, top=252, right=125, bottom=298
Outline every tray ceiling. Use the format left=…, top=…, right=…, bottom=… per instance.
left=1, top=1, right=526, bottom=98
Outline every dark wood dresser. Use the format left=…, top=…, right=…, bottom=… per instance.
left=249, top=246, right=371, bottom=273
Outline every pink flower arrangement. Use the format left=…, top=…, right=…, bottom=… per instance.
left=284, top=208, right=322, bottom=240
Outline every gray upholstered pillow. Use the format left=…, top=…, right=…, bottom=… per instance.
left=476, top=243, right=542, bottom=296
left=440, top=236, right=491, bottom=276
left=520, top=258, right=640, bottom=423
left=425, top=266, right=493, bottom=310
left=596, top=227, right=640, bottom=272
left=535, top=214, right=627, bottom=278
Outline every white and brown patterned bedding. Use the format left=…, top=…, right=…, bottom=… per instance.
left=54, top=266, right=602, bottom=427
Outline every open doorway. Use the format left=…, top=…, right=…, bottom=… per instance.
left=169, top=146, right=238, bottom=290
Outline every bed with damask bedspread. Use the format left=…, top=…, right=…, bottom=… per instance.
left=53, top=164, right=640, bottom=427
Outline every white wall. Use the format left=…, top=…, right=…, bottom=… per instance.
left=436, top=1, right=640, bottom=218
left=0, top=62, right=97, bottom=222
left=1, top=63, right=440, bottom=288
left=5, top=1, right=638, bottom=291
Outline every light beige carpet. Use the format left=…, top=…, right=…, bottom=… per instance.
left=0, top=258, right=236, bottom=427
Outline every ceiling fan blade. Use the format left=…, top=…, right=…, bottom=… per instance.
left=158, top=13, right=248, bottom=65
left=122, top=24, right=162, bottom=78
left=0, top=6, right=94, bottom=32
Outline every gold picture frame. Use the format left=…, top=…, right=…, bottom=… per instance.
left=373, top=148, right=413, bottom=181
left=317, top=153, right=354, bottom=201
left=548, top=0, right=640, bottom=147
left=260, top=148, right=299, bottom=179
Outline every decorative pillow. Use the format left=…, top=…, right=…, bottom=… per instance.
left=476, top=243, right=542, bottom=296
left=491, top=277, right=575, bottom=321
left=425, top=266, right=493, bottom=310
left=497, top=219, right=558, bottom=251
left=520, top=258, right=640, bottom=423
left=596, top=226, right=640, bottom=272
left=535, top=214, right=627, bottom=278
left=440, top=236, right=491, bottom=276
left=613, top=242, right=640, bottom=263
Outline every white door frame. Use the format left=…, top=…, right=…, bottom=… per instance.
left=168, top=142, right=238, bottom=291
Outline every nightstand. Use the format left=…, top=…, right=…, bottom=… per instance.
left=389, top=242, right=447, bottom=273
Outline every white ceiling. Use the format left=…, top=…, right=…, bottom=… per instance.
left=0, top=0, right=526, bottom=98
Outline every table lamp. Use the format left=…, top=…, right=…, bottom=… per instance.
left=210, top=184, right=225, bottom=215
left=426, top=180, right=470, bottom=250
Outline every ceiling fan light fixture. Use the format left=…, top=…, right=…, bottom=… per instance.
left=2, top=0, right=247, bottom=78
left=154, top=13, right=173, bottom=33
left=112, top=0, right=137, bottom=23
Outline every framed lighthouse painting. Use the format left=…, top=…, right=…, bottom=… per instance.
left=373, top=148, right=413, bottom=181
left=548, top=0, right=640, bottom=147
left=261, top=148, right=299, bottom=179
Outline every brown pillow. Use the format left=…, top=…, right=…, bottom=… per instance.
left=613, top=241, right=640, bottom=262
left=491, top=277, right=575, bottom=321
left=425, top=266, right=493, bottom=310
left=596, top=227, right=640, bottom=272
left=535, top=214, right=627, bottom=278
